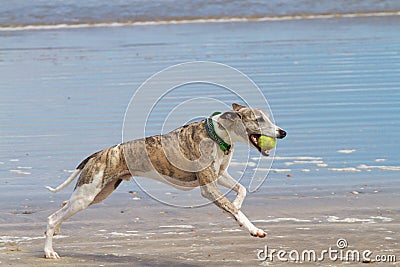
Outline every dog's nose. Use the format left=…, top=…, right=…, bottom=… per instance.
left=278, top=129, right=286, bottom=139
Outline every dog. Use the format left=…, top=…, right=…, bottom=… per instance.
left=44, top=103, right=286, bottom=259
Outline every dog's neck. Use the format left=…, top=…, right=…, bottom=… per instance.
left=212, top=114, right=234, bottom=145
left=213, top=114, right=241, bottom=145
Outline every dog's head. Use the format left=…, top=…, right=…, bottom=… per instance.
left=219, top=103, right=286, bottom=156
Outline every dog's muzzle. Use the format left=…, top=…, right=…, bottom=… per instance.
left=277, top=129, right=287, bottom=139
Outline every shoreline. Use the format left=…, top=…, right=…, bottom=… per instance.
left=1, top=12, right=400, bottom=32
left=2, top=12, right=400, bottom=32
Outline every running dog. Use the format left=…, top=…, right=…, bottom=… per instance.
left=44, top=103, right=286, bottom=259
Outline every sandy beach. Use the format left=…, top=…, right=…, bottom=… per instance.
left=1, top=190, right=399, bottom=266
left=1, top=5, right=400, bottom=266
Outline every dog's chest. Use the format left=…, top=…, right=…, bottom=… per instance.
left=215, top=148, right=233, bottom=177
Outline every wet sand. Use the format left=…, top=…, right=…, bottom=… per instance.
left=1, top=190, right=399, bottom=266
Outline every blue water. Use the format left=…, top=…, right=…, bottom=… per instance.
left=0, top=2, right=399, bottom=207
left=1, top=0, right=400, bottom=29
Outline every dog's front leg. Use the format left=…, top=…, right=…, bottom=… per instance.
left=217, top=171, right=246, bottom=210
left=197, top=168, right=266, bottom=238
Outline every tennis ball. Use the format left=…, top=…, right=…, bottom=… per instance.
left=258, top=136, right=276, bottom=150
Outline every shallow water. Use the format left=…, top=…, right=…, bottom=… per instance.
left=0, top=15, right=399, bottom=208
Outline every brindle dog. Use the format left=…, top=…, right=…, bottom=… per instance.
left=44, top=103, right=286, bottom=259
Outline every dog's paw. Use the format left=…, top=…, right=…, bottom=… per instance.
left=250, top=228, right=266, bottom=238
left=44, top=249, right=60, bottom=259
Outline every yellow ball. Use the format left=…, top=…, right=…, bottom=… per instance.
left=258, top=136, right=276, bottom=150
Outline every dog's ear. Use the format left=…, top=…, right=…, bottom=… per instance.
left=220, top=111, right=241, bottom=121
left=232, top=103, right=246, bottom=111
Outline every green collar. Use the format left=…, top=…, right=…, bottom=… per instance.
left=204, top=112, right=231, bottom=152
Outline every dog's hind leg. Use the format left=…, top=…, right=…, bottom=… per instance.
left=51, top=201, right=69, bottom=236
left=217, top=171, right=246, bottom=210
left=44, top=171, right=106, bottom=259
left=198, top=168, right=265, bottom=238
left=44, top=194, right=94, bottom=259
left=44, top=173, right=126, bottom=259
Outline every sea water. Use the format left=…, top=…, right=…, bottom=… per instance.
left=0, top=1, right=399, bottom=206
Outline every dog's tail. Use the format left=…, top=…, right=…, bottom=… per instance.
left=45, top=169, right=82, bottom=193
left=45, top=151, right=100, bottom=193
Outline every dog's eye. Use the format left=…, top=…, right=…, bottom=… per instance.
left=257, top=117, right=265, bottom=122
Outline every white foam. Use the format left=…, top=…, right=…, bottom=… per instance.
left=9, top=169, right=31, bottom=175
left=293, top=160, right=324, bottom=164
left=162, top=232, right=188, bottom=235
left=0, top=235, right=67, bottom=243
left=159, top=225, right=194, bottom=229
left=327, top=216, right=373, bottom=223
left=274, top=156, right=323, bottom=161
left=317, top=163, right=328, bottom=167
left=230, top=161, right=256, bottom=167
left=337, top=149, right=356, bottom=154
left=357, top=164, right=400, bottom=171
left=328, top=167, right=361, bottom=172
left=328, top=216, right=392, bottom=224
left=252, top=218, right=311, bottom=223
left=375, top=159, right=386, bottom=162
left=109, top=232, right=139, bottom=237
left=253, top=167, right=291, bottom=172
left=222, top=229, right=242, bottom=232
left=253, top=167, right=270, bottom=172
left=370, top=216, right=393, bottom=222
